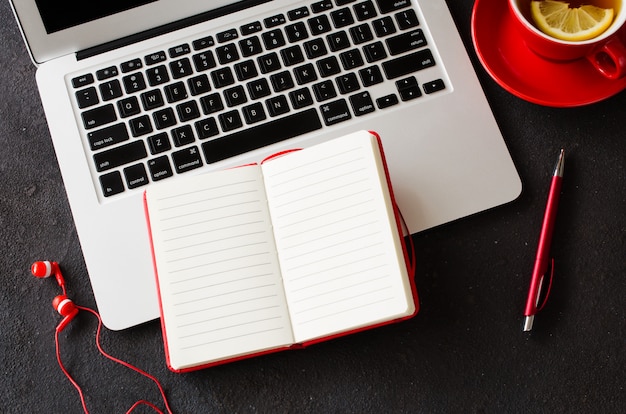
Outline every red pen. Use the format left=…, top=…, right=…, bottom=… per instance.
left=523, top=149, right=564, bottom=332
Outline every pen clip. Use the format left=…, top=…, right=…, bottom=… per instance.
left=536, top=258, right=555, bottom=312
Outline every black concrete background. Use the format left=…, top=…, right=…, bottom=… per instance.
left=1, top=1, right=625, bottom=412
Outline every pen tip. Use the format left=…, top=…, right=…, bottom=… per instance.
left=523, top=316, right=534, bottom=332
left=553, top=149, right=565, bottom=177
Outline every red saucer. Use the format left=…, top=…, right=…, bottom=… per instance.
left=471, top=0, right=626, bottom=107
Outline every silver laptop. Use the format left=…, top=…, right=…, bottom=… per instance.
left=11, top=0, right=521, bottom=330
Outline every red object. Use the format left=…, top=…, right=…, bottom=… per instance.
left=523, top=150, right=564, bottom=331
left=471, top=0, right=626, bottom=107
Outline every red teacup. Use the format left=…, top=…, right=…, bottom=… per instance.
left=509, top=0, right=626, bottom=79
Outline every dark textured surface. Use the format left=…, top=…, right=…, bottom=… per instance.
left=1, top=1, right=625, bottom=413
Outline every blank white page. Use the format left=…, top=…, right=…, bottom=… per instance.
left=261, top=131, right=414, bottom=343
left=145, top=166, right=294, bottom=370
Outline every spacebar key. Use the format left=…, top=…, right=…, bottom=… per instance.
left=202, top=108, right=322, bottom=163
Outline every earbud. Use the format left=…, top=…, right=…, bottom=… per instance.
left=52, top=295, right=78, bottom=332
left=31, top=260, right=66, bottom=290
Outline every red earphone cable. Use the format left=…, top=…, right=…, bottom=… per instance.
left=55, top=305, right=173, bottom=414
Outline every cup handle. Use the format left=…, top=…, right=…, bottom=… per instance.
left=587, top=37, right=626, bottom=80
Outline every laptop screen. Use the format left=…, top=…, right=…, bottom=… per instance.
left=35, top=0, right=158, bottom=34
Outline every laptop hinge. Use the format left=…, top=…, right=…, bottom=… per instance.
left=76, top=0, right=271, bottom=61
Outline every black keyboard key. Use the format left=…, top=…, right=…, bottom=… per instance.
left=192, top=35, right=215, bottom=50
left=294, top=63, right=318, bottom=85
left=375, top=0, right=411, bottom=14
left=88, top=123, right=129, bottom=151
left=372, top=16, right=396, bottom=37
left=349, top=91, right=375, bottom=116
left=304, top=38, right=327, bottom=59
left=258, top=52, right=282, bottom=73
left=211, top=67, right=235, bottom=88
left=100, top=171, right=125, bottom=197
left=281, top=45, right=305, bottom=66
left=148, top=156, right=173, bottom=181
left=145, top=51, right=167, bottom=65
left=99, top=80, right=123, bottom=101
left=354, top=1, right=377, bottom=21
left=188, top=74, right=211, bottom=95
left=311, top=0, right=333, bottom=13
left=396, top=9, right=419, bottom=29
left=313, top=80, right=337, bottom=102
left=170, top=58, right=194, bottom=79
left=382, top=48, right=435, bottom=79
left=154, top=108, right=177, bottom=130
left=224, top=85, right=248, bottom=107
left=376, top=94, right=399, bottom=109
left=308, top=15, right=332, bottom=35
left=173, top=146, right=203, bottom=174
left=96, top=66, right=118, bottom=80
left=396, top=76, right=422, bottom=101
left=271, top=71, right=295, bottom=92
left=266, top=95, right=290, bottom=117
left=423, top=78, right=446, bottom=94
left=168, top=43, right=191, bottom=58
left=195, top=118, right=219, bottom=139
left=217, top=29, right=238, bottom=43
left=241, top=21, right=262, bottom=35
left=200, top=93, right=224, bottom=114
left=350, top=23, right=373, bottom=44
left=118, top=96, right=141, bottom=118
left=72, top=74, right=94, bottom=88
left=122, top=73, right=147, bottom=94
left=327, top=31, right=351, bottom=51
left=201, top=109, right=322, bottom=163
left=363, top=41, right=387, bottom=62
left=193, top=51, right=217, bottom=71
left=141, top=89, right=165, bottom=111
left=336, top=72, right=360, bottom=94
left=359, top=65, right=384, bottom=86
left=242, top=102, right=267, bottom=124
left=147, top=132, right=171, bottom=154
left=264, top=14, right=286, bottom=28
left=289, top=88, right=314, bottom=109
left=219, top=110, right=243, bottom=131
left=76, top=87, right=99, bottom=109
left=124, top=163, right=149, bottom=189
left=120, top=59, right=143, bottom=73
left=247, top=78, right=272, bottom=99
left=146, top=65, right=170, bottom=86
left=172, top=125, right=195, bottom=147
left=177, top=100, right=201, bottom=122
left=285, top=22, right=309, bottom=43
left=82, top=104, right=116, bottom=129
left=317, top=56, right=341, bottom=77
left=164, top=81, right=188, bottom=103
left=239, top=36, right=263, bottom=57
left=336, top=0, right=356, bottom=5
left=93, top=140, right=147, bottom=172
left=216, top=43, right=239, bottom=64
left=129, top=114, right=154, bottom=136
left=339, top=49, right=364, bottom=70
left=331, top=8, right=354, bottom=28
left=288, top=7, right=310, bottom=20
left=235, top=60, right=259, bottom=81
left=320, top=99, right=351, bottom=126
left=386, top=29, right=426, bottom=55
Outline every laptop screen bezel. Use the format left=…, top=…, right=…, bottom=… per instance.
left=10, top=0, right=250, bottom=65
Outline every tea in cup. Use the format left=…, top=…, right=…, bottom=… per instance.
left=509, top=0, right=626, bottom=79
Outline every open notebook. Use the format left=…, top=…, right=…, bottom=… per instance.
left=144, top=131, right=417, bottom=371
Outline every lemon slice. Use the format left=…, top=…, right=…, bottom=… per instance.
left=530, top=0, right=614, bottom=41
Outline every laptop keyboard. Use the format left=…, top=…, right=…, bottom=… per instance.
left=70, top=0, right=448, bottom=199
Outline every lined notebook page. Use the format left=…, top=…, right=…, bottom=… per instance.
left=145, top=166, right=294, bottom=370
left=261, top=132, right=414, bottom=343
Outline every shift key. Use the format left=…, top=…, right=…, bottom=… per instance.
left=93, top=140, right=147, bottom=172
